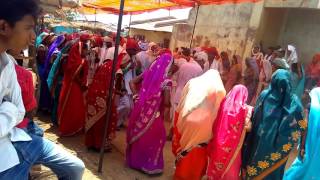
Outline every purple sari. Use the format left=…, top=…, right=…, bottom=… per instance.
left=126, top=53, right=172, bottom=174
left=39, top=35, right=65, bottom=110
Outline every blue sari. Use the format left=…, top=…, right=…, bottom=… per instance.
left=291, top=65, right=305, bottom=99
left=242, top=69, right=307, bottom=180
left=284, top=87, right=320, bottom=180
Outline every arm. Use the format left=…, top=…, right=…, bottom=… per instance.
left=129, top=74, right=143, bottom=95
left=0, top=64, right=25, bottom=137
left=163, top=88, right=171, bottom=123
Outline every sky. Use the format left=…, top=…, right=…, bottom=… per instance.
left=81, top=8, right=191, bottom=32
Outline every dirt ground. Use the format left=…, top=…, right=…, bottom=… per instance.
left=32, top=113, right=175, bottom=180
left=32, top=112, right=298, bottom=180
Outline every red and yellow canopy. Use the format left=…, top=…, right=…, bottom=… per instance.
left=81, top=0, right=261, bottom=14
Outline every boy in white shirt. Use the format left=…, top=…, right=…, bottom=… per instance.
left=0, top=1, right=85, bottom=179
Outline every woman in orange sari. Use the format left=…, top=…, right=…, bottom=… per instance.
left=207, top=85, right=253, bottom=180
left=172, top=69, right=226, bottom=180
left=58, top=36, right=89, bottom=136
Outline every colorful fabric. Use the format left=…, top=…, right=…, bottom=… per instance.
left=35, top=32, right=49, bottom=48
left=173, top=69, right=226, bottom=154
left=284, top=87, right=319, bottom=180
left=272, top=58, right=290, bottom=70
left=174, top=146, right=207, bottom=180
left=126, top=53, right=172, bottom=174
left=15, top=65, right=37, bottom=129
left=225, top=55, right=242, bottom=92
left=286, top=45, right=298, bottom=65
left=242, top=69, right=307, bottom=180
left=85, top=53, right=126, bottom=149
left=173, top=61, right=203, bottom=105
left=291, top=65, right=305, bottom=99
left=207, top=85, right=252, bottom=180
left=39, top=35, right=65, bottom=111
left=47, top=41, right=74, bottom=125
left=58, top=41, right=88, bottom=136
left=172, top=69, right=226, bottom=179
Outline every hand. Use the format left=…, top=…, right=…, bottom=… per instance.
left=245, top=118, right=252, bottom=132
left=133, top=94, right=139, bottom=102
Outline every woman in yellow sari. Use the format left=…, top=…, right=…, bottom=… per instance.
left=172, top=69, right=226, bottom=180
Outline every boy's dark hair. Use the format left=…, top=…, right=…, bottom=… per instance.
left=0, top=0, right=40, bottom=27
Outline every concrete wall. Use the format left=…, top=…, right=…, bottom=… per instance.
left=254, top=8, right=288, bottom=49
left=129, top=28, right=172, bottom=45
left=265, top=0, right=320, bottom=9
left=279, top=8, right=320, bottom=64
left=170, top=1, right=264, bottom=59
left=170, top=0, right=320, bottom=64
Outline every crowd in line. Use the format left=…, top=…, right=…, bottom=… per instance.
left=2, top=0, right=320, bottom=180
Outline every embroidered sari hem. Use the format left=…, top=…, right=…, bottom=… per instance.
left=253, top=155, right=288, bottom=180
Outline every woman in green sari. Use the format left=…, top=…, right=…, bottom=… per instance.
left=242, top=69, right=307, bottom=180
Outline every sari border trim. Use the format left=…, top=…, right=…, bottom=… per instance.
left=222, top=126, right=247, bottom=178
left=85, top=107, right=107, bottom=132
left=141, top=167, right=163, bottom=175
left=128, top=109, right=160, bottom=145
left=253, top=155, right=288, bottom=180
left=58, top=61, right=84, bottom=125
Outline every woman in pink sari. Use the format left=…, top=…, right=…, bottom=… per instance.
left=207, top=85, right=253, bottom=180
left=126, top=53, right=172, bottom=175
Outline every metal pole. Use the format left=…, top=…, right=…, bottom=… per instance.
left=189, top=5, right=200, bottom=49
left=98, top=0, right=126, bottom=173
left=128, top=13, right=132, bottom=37
left=94, top=8, right=97, bottom=32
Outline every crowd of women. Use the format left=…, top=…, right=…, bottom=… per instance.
left=33, top=30, right=320, bottom=179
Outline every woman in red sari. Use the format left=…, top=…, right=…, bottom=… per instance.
left=207, top=85, right=253, bottom=180
left=85, top=49, right=129, bottom=151
left=58, top=36, right=89, bottom=136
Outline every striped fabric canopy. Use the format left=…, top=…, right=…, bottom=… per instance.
left=81, top=0, right=260, bottom=14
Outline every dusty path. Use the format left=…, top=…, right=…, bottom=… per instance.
left=32, top=113, right=174, bottom=180
left=31, top=112, right=298, bottom=180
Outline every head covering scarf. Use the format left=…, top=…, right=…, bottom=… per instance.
left=243, top=69, right=306, bottom=179
left=92, top=35, right=103, bottom=47
left=41, top=34, right=65, bottom=78
left=308, top=53, right=320, bottom=76
left=35, top=32, right=49, bottom=48
left=273, top=58, right=290, bottom=70
left=104, top=46, right=126, bottom=61
left=103, top=36, right=113, bottom=43
left=225, top=56, right=242, bottom=93
left=126, top=38, right=139, bottom=51
left=173, top=69, right=226, bottom=154
left=284, top=87, right=320, bottom=180
left=138, top=41, right=149, bottom=51
left=286, top=45, right=298, bottom=65
left=207, top=85, right=252, bottom=179
left=127, top=53, right=173, bottom=144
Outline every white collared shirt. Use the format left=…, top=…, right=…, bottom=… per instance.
left=0, top=52, right=31, bottom=173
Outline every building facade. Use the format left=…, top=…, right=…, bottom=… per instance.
left=170, top=0, right=320, bottom=64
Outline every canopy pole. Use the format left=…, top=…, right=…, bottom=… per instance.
left=189, top=5, right=200, bottom=49
left=128, top=13, right=132, bottom=37
left=94, top=8, right=97, bottom=32
left=97, top=0, right=125, bottom=173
